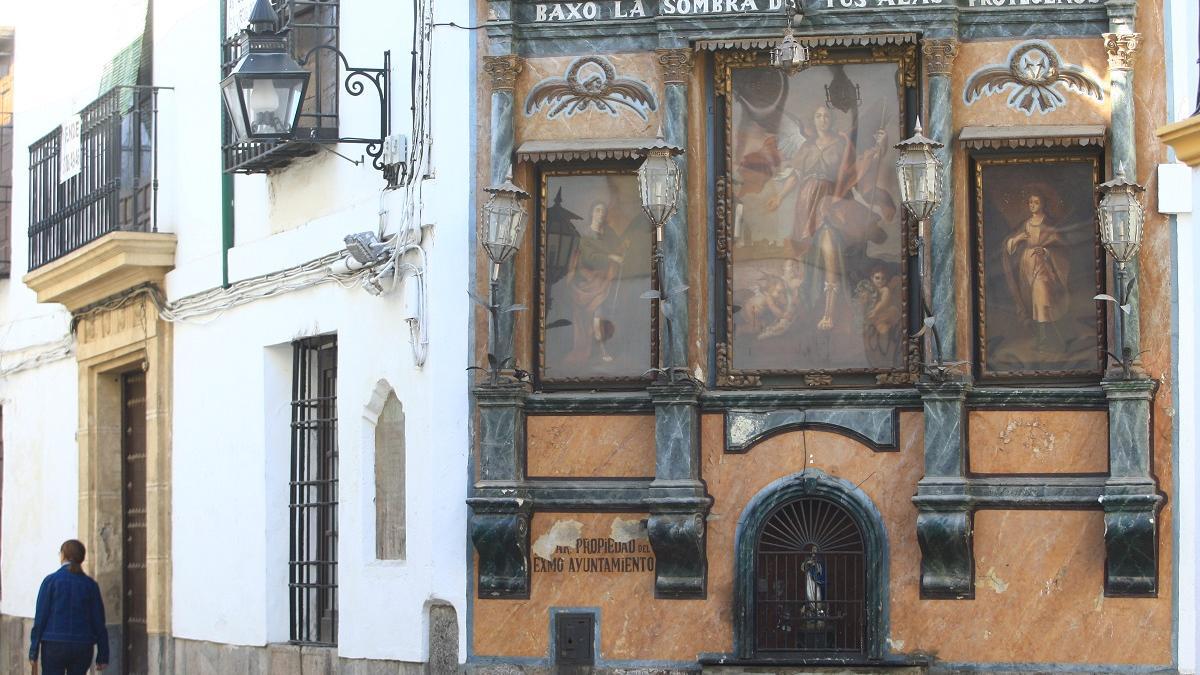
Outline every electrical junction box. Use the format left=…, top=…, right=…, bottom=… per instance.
left=554, top=613, right=595, bottom=667
left=1158, top=162, right=1193, bottom=214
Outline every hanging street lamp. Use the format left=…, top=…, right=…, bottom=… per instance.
left=894, top=118, right=945, bottom=371
left=221, top=0, right=310, bottom=142
left=1096, top=163, right=1147, bottom=379
left=770, top=0, right=810, bottom=76
left=477, top=172, right=531, bottom=385
left=638, top=130, right=684, bottom=243
left=637, top=130, right=685, bottom=382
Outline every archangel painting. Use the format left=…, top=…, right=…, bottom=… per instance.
left=973, top=156, right=1104, bottom=378
left=726, top=60, right=907, bottom=375
left=540, top=171, right=654, bottom=382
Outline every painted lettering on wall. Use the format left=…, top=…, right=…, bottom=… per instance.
left=528, top=0, right=1100, bottom=21
left=532, top=537, right=657, bottom=574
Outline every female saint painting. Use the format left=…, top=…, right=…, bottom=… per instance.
left=725, top=59, right=907, bottom=377
left=540, top=172, right=653, bottom=382
left=974, top=157, right=1104, bottom=378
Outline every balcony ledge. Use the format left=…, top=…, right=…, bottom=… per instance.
left=23, top=231, right=177, bottom=312
left=1156, top=115, right=1200, bottom=167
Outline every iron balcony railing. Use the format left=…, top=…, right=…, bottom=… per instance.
left=27, top=85, right=163, bottom=270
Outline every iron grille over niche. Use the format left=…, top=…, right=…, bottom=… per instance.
left=222, top=0, right=340, bottom=173
left=755, top=497, right=866, bottom=656
left=290, top=334, right=338, bottom=645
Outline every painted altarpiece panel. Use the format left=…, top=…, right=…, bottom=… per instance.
left=970, top=154, right=1106, bottom=380
left=716, top=47, right=918, bottom=386
left=537, top=169, right=656, bottom=386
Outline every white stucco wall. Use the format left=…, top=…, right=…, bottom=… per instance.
left=1164, top=0, right=1199, bottom=671
left=165, top=0, right=473, bottom=664
left=0, top=0, right=152, bottom=620
left=0, top=0, right=473, bottom=665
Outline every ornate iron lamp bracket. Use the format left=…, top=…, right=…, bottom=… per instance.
left=298, top=46, right=398, bottom=183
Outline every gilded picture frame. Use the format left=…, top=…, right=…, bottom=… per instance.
left=970, top=152, right=1107, bottom=381
left=714, top=45, right=920, bottom=388
left=535, top=166, right=659, bottom=388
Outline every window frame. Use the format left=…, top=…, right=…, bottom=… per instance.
left=289, top=334, right=339, bottom=646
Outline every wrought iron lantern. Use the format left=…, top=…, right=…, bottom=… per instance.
left=221, top=0, right=310, bottom=142
left=637, top=131, right=684, bottom=242
left=894, top=118, right=943, bottom=222
left=770, top=0, right=809, bottom=75
left=1097, top=163, right=1146, bottom=270
left=480, top=172, right=531, bottom=281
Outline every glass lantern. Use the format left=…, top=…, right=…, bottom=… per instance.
left=1097, top=163, right=1146, bottom=268
left=221, top=0, right=310, bottom=142
left=771, top=29, right=810, bottom=76
left=637, top=133, right=683, bottom=241
left=893, top=119, right=944, bottom=223
left=480, top=174, right=531, bottom=280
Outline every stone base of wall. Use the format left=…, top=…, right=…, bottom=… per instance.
left=173, top=639, right=429, bottom=675
left=1, top=605, right=460, bottom=675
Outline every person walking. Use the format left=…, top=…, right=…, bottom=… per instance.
left=28, top=539, right=109, bottom=675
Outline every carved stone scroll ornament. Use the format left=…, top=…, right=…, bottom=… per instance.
left=469, top=510, right=531, bottom=598
left=647, top=512, right=707, bottom=598
left=656, top=48, right=693, bottom=85
left=916, top=509, right=974, bottom=598
left=484, top=54, right=523, bottom=92
left=964, top=41, right=1104, bottom=116
left=921, top=38, right=958, bottom=77
left=1103, top=32, right=1141, bottom=72
left=524, top=55, right=657, bottom=121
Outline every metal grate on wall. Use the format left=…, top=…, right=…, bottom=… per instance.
left=289, top=334, right=338, bottom=646
left=755, top=498, right=866, bottom=656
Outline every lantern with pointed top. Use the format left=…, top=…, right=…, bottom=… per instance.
left=1097, top=163, right=1146, bottom=269
left=638, top=130, right=684, bottom=241
left=221, top=0, right=310, bottom=141
left=894, top=119, right=944, bottom=223
left=481, top=172, right=531, bottom=280
left=770, top=0, right=809, bottom=75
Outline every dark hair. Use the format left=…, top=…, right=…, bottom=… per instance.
left=61, top=539, right=85, bottom=574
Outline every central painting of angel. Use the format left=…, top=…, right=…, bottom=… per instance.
left=728, top=61, right=906, bottom=374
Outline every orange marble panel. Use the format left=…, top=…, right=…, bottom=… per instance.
left=890, top=510, right=1171, bottom=664
left=526, top=414, right=656, bottom=478
left=516, top=54, right=663, bottom=143
left=475, top=409, right=1173, bottom=666
left=967, top=410, right=1108, bottom=474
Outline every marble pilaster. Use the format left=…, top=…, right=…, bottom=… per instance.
left=471, top=382, right=532, bottom=597
left=922, top=37, right=959, bottom=364
left=1101, top=378, right=1161, bottom=596
left=913, top=381, right=973, bottom=598
left=656, top=48, right=691, bottom=370
left=484, top=54, right=524, bottom=367
left=647, top=381, right=711, bottom=598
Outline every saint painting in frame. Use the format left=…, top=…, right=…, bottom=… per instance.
left=716, top=46, right=918, bottom=386
left=537, top=168, right=656, bottom=385
left=971, top=153, right=1106, bottom=380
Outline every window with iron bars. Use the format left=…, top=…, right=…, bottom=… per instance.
left=223, top=0, right=339, bottom=174
left=290, top=334, right=338, bottom=646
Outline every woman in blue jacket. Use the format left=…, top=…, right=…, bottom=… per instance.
left=29, top=540, right=109, bottom=675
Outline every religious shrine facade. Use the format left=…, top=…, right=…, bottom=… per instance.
left=469, top=0, right=1175, bottom=670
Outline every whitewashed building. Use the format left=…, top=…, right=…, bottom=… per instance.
left=1158, top=2, right=1200, bottom=672
left=0, top=0, right=475, bottom=673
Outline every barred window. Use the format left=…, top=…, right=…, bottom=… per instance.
left=290, top=335, right=338, bottom=645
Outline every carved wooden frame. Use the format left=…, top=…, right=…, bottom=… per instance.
left=968, top=151, right=1107, bottom=381
left=534, top=164, right=660, bottom=389
left=713, top=45, right=920, bottom=388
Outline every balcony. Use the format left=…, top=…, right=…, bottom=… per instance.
left=24, top=85, right=174, bottom=312
left=27, top=85, right=160, bottom=271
